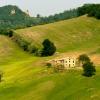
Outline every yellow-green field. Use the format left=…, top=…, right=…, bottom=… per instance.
left=0, top=16, right=100, bottom=100
left=15, top=16, right=100, bottom=53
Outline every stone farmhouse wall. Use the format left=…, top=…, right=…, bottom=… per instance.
left=49, top=57, right=78, bottom=68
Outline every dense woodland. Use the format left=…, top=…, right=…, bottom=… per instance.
left=77, top=4, right=100, bottom=19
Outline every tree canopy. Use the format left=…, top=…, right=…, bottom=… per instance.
left=41, top=39, right=56, bottom=56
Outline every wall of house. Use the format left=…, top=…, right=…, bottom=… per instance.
left=51, top=57, right=76, bottom=68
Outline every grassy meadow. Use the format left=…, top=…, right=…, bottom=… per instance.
left=0, top=16, right=100, bottom=100
left=15, top=16, right=100, bottom=53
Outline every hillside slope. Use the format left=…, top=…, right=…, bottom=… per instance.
left=0, top=35, right=31, bottom=65
left=0, top=5, right=35, bottom=30
left=15, top=16, right=100, bottom=53
left=0, top=16, right=100, bottom=100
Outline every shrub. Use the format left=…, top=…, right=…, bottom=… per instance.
left=82, top=62, right=96, bottom=77
left=0, top=71, right=3, bottom=82
left=78, top=54, right=90, bottom=65
left=19, top=39, right=30, bottom=51
left=46, top=63, right=52, bottom=68
left=14, top=34, right=30, bottom=51
left=7, top=30, right=13, bottom=37
left=41, top=39, right=56, bottom=56
left=28, top=43, right=38, bottom=53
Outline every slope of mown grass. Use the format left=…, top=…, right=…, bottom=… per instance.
left=0, top=35, right=31, bottom=66
left=15, top=15, right=100, bottom=53
left=0, top=60, right=100, bottom=100
left=0, top=16, right=100, bottom=100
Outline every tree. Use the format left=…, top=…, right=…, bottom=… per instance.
left=82, top=62, right=96, bottom=77
left=37, top=14, right=41, bottom=18
left=7, top=30, right=13, bottom=37
left=28, top=43, right=38, bottom=53
left=0, top=71, right=3, bottom=82
left=78, top=54, right=90, bottom=65
left=41, top=39, right=56, bottom=56
left=46, top=62, right=52, bottom=68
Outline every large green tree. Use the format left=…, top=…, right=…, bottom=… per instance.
left=83, top=62, right=96, bottom=77
left=41, top=39, right=56, bottom=56
left=78, top=54, right=90, bottom=65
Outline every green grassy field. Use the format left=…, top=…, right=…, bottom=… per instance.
left=15, top=15, right=100, bottom=53
left=0, top=16, right=100, bottom=100
left=0, top=60, right=100, bottom=100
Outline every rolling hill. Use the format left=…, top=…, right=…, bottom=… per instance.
left=0, top=5, right=77, bottom=31
left=0, top=5, right=36, bottom=30
left=0, top=16, right=100, bottom=100
left=15, top=15, right=100, bottom=65
left=0, top=35, right=33, bottom=66
left=15, top=15, right=100, bottom=53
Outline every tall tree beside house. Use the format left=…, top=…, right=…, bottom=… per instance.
left=83, top=61, right=96, bottom=77
left=78, top=54, right=90, bottom=65
left=41, top=39, right=56, bottom=56
left=78, top=54, right=96, bottom=77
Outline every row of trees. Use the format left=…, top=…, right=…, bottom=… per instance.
left=0, top=5, right=78, bottom=33
left=1, top=4, right=100, bottom=35
left=77, top=4, right=100, bottom=19
left=0, top=29, right=13, bottom=37
left=14, top=34, right=56, bottom=57
left=37, top=9, right=78, bottom=24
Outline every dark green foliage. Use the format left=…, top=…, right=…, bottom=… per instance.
left=78, top=54, right=96, bottom=77
left=36, top=14, right=41, bottom=18
left=83, top=62, right=96, bottom=77
left=41, top=39, right=56, bottom=56
left=95, top=7, right=100, bottom=19
left=78, top=54, right=90, bottom=65
left=77, top=4, right=100, bottom=19
left=13, top=34, right=30, bottom=51
left=39, top=9, right=78, bottom=24
left=1, top=4, right=100, bottom=34
left=0, top=5, right=78, bottom=33
left=20, top=40, right=29, bottom=51
left=0, top=5, right=40, bottom=32
left=28, top=44, right=38, bottom=53
left=46, top=63, right=52, bottom=68
left=0, top=29, right=14, bottom=37
left=0, top=71, right=3, bottom=82
left=7, top=30, right=13, bottom=37
left=13, top=34, right=39, bottom=54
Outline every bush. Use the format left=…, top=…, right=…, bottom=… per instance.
left=13, top=34, right=30, bottom=51
left=28, top=43, right=38, bottom=53
left=41, top=39, right=56, bottom=56
left=19, top=39, right=30, bottom=51
left=7, top=30, right=13, bottom=37
left=83, top=62, right=96, bottom=77
left=78, top=54, right=90, bottom=65
left=46, top=63, right=52, bottom=68
left=0, top=71, right=3, bottom=82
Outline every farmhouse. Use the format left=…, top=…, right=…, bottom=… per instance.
left=50, top=57, right=77, bottom=68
